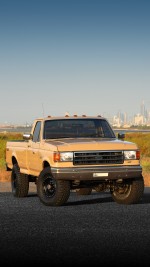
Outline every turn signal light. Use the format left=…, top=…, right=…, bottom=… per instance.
left=53, top=152, right=60, bottom=162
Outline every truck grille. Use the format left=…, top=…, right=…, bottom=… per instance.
left=73, top=151, right=124, bottom=165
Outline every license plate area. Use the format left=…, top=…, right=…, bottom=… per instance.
left=93, top=173, right=108, bottom=177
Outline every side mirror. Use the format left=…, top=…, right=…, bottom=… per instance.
left=118, top=133, right=125, bottom=140
left=23, top=133, right=33, bottom=140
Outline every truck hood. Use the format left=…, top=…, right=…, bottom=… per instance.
left=45, top=138, right=138, bottom=151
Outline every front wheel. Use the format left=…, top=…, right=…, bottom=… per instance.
left=37, top=167, right=70, bottom=206
left=11, top=164, right=29, bottom=197
left=111, top=177, right=144, bottom=205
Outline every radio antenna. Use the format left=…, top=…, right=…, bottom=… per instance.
left=42, top=103, right=45, bottom=118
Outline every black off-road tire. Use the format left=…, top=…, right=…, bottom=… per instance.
left=37, top=167, right=70, bottom=206
left=11, top=164, right=29, bottom=197
left=76, top=188, right=92, bottom=195
left=111, top=177, right=144, bottom=205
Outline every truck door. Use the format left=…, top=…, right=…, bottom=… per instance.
left=27, top=121, right=42, bottom=174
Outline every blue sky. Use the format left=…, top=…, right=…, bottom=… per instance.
left=0, top=0, right=150, bottom=125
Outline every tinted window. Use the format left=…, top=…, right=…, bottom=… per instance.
left=44, top=119, right=115, bottom=139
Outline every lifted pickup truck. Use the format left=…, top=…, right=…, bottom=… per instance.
left=5, top=115, right=144, bottom=206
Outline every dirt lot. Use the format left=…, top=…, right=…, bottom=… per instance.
left=0, top=169, right=37, bottom=192
left=0, top=169, right=11, bottom=182
left=0, top=181, right=36, bottom=192
left=143, top=172, right=150, bottom=187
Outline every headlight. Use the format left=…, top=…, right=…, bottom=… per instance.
left=54, top=152, right=73, bottom=162
left=124, top=150, right=140, bottom=160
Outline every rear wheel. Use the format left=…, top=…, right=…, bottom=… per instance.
left=111, top=177, right=144, bottom=204
left=11, top=164, right=29, bottom=197
left=37, top=167, right=70, bottom=206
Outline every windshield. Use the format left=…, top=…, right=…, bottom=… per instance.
left=43, top=119, right=116, bottom=139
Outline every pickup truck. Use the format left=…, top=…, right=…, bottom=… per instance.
left=5, top=114, right=144, bottom=206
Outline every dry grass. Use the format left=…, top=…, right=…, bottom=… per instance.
left=1, top=169, right=150, bottom=187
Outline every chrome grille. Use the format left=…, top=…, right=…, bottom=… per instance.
left=73, top=151, right=124, bottom=165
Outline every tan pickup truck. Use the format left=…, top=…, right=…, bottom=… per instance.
left=5, top=115, right=144, bottom=206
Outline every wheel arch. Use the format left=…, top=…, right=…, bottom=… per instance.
left=12, top=156, right=18, bottom=166
left=43, top=160, right=51, bottom=170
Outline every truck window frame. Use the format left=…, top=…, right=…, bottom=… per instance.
left=33, top=121, right=41, bottom=142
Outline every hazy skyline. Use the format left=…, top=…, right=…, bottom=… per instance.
left=0, top=0, right=150, bottom=125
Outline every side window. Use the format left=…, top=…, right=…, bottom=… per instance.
left=33, top=121, right=41, bottom=142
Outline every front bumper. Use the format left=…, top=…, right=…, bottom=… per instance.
left=51, top=165, right=143, bottom=181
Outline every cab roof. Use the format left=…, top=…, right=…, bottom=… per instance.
left=35, top=115, right=105, bottom=121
